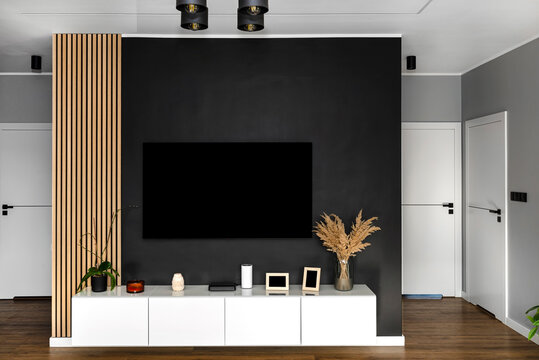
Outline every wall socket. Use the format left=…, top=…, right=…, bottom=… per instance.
left=510, top=191, right=528, bottom=202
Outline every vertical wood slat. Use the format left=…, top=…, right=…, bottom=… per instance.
left=61, top=34, right=67, bottom=338
left=51, top=34, right=57, bottom=338
left=117, top=37, right=122, bottom=275
left=51, top=34, right=122, bottom=338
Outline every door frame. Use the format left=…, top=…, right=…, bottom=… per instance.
left=402, top=122, right=462, bottom=297
left=465, top=111, right=508, bottom=321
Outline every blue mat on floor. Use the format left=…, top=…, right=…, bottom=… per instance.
left=403, top=294, right=443, bottom=299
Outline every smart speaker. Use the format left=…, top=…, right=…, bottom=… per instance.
left=241, top=264, right=253, bottom=289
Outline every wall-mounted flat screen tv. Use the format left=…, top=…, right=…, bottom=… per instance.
left=143, top=142, right=312, bottom=238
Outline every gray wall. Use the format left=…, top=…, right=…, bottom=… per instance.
left=462, top=38, right=539, bottom=330
left=402, top=75, right=461, bottom=122
left=0, top=75, right=51, bottom=123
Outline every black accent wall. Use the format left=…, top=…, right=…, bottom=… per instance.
left=122, top=38, right=401, bottom=336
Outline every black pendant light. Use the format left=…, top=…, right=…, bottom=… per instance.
left=238, top=0, right=268, bottom=16
left=237, top=12, right=264, bottom=32
left=181, top=10, right=208, bottom=31
left=237, top=0, right=268, bottom=32
left=176, top=0, right=207, bottom=14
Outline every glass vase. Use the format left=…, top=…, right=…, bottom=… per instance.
left=335, top=258, right=353, bottom=291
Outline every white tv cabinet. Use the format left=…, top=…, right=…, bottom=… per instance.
left=72, top=284, right=376, bottom=347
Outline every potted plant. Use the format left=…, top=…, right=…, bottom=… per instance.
left=525, top=305, right=539, bottom=340
left=314, top=210, right=380, bottom=291
left=76, top=210, right=120, bottom=293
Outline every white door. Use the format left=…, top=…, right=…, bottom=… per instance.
left=466, top=112, right=507, bottom=321
left=0, top=124, right=52, bottom=298
left=402, top=123, right=461, bottom=297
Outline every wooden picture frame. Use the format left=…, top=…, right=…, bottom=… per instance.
left=265, top=273, right=289, bottom=291
left=302, top=267, right=321, bottom=292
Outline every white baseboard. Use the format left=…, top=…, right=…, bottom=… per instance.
left=49, top=337, right=72, bottom=347
left=461, top=291, right=470, bottom=301
left=375, top=336, right=405, bottom=346
left=49, top=336, right=405, bottom=348
left=505, top=317, right=539, bottom=345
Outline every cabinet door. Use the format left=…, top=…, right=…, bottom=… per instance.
left=225, top=297, right=300, bottom=346
left=149, top=297, right=225, bottom=346
left=301, top=296, right=376, bottom=345
left=72, top=297, right=148, bottom=346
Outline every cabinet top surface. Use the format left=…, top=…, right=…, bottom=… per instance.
left=73, top=284, right=375, bottom=298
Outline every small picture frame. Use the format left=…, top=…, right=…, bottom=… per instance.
left=265, top=273, right=289, bottom=291
left=302, top=267, right=321, bottom=292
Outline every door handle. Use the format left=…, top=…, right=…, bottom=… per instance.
left=442, top=202, right=454, bottom=214
left=2, top=204, right=51, bottom=216
left=468, top=205, right=502, bottom=222
left=2, top=204, right=12, bottom=216
left=400, top=203, right=455, bottom=214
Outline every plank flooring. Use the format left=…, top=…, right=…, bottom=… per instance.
left=1, top=297, right=538, bottom=359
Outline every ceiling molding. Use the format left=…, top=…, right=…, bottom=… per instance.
left=462, top=34, right=539, bottom=75
left=20, top=0, right=434, bottom=17
left=402, top=73, right=462, bottom=76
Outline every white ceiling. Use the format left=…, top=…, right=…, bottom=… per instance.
left=0, top=0, right=538, bottom=74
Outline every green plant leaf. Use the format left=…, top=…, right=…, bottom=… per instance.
left=76, top=270, right=97, bottom=293
left=526, top=305, right=539, bottom=314
left=533, top=320, right=539, bottom=327
left=527, top=315, right=534, bottom=323
left=528, top=327, right=538, bottom=340
left=98, top=261, right=111, bottom=272
left=104, top=271, right=116, bottom=291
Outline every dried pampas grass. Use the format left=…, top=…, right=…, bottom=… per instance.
left=314, top=210, right=381, bottom=267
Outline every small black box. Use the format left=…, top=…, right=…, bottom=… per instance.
left=510, top=191, right=528, bottom=202
left=208, top=282, right=236, bottom=291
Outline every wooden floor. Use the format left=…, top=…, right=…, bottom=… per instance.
left=1, top=298, right=538, bottom=359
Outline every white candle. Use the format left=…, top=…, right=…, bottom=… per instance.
left=241, top=264, right=253, bottom=289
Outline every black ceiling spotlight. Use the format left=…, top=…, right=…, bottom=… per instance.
left=238, top=0, right=269, bottom=16
left=406, top=56, right=416, bottom=70
left=237, top=12, right=264, bottom=32
left=31, top=55, right=42, bottom=71
left=176, top=0, right=207, bottom=14
left=181, top=10, right=208, bottom=31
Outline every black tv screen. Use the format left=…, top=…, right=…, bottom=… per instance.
left=143, top=142, right=312, bottom=238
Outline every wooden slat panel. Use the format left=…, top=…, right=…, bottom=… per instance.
left=51, top=33, right=121, bottom=338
